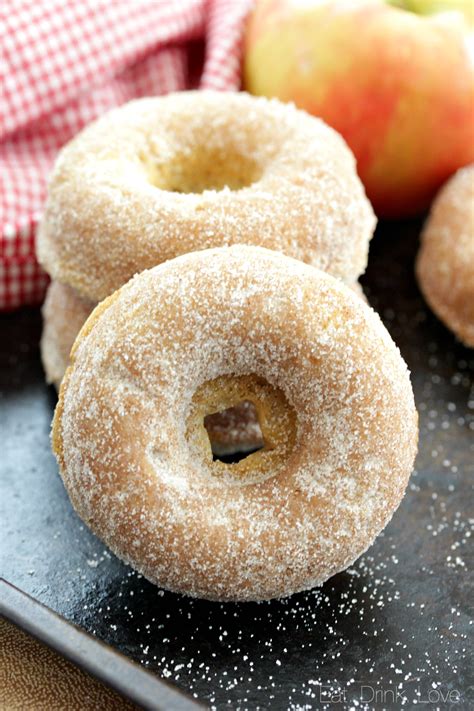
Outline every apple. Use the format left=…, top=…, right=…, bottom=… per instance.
left=244, top=0, right=474, bottom=217
left=391, top=1, right=473, bottom=25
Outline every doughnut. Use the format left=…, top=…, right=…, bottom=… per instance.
left=416, top=165, right=474, bottom=347
left=41, top=281, right=94, bottom=390
left=52, top=245, right=418, bottom=602
left=37, top=90, right=376, bottom=303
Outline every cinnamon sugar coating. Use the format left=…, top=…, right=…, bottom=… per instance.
left=53, top=246, right=417, bottom=601
left=416, top=165, right=474, bottom=348
left=42, top=279, right=364, bottom=452
left=42, top=279, right=367, bottom=392
left=37, top=91, right=375, bottom=303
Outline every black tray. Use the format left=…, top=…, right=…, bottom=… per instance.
left=1, top=222, right=473, bottom=710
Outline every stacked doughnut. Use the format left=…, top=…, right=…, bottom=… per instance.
left=39, top=91, right=419, bottom=601
left=38, top=90, right=376, bottom=390
left=52, top=246, right=418, bottom=601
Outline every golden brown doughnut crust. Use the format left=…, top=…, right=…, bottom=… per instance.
left=37, top=91, right=375, bottom=303
left=416, top=165, right=474, bottom=347
left=53, top=246, right=417, bottom=602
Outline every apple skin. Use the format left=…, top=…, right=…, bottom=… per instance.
left=399, top=1, right=473, bottom=25
left=244, top=0, right=474, bottom=217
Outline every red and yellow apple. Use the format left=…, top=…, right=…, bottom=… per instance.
left=244, top=0, right=474, bottom=217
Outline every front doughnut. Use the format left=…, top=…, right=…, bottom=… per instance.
left=53, top=246, right=418, bottom=602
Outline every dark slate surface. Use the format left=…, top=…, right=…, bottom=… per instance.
left=1, top=222, right=473, bottom=710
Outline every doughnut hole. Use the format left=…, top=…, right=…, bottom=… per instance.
left=139, top=116, right=271, bottom=194
left=186, top=375, right=297, bottom=486
left=141, top=146, right=263, bottom=193
left=204, top=401, right=264, bottom=461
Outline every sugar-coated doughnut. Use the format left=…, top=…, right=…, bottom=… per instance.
left=41, top=281, right=94, bottom=390
left=53, top=246, right=417, bottom=602
left=416, top=165, right=474, bottom=347
left=37, top=91, right=375, bottom=303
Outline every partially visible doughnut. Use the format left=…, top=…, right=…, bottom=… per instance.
left=53, top=245, right=417, bottom=602
left=416, top=165, right=474, bottom=347
left=204, top=401, right=263, bottom=457
left=37, top=91, right=376, bottom=303
left=41, top=281, right=94, bottom=390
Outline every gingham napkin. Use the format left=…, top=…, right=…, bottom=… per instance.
left=1, top=0, right=253, bottom=310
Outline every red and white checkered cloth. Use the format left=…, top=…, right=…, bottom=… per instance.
left=1, top=0, right=253, bottom=310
